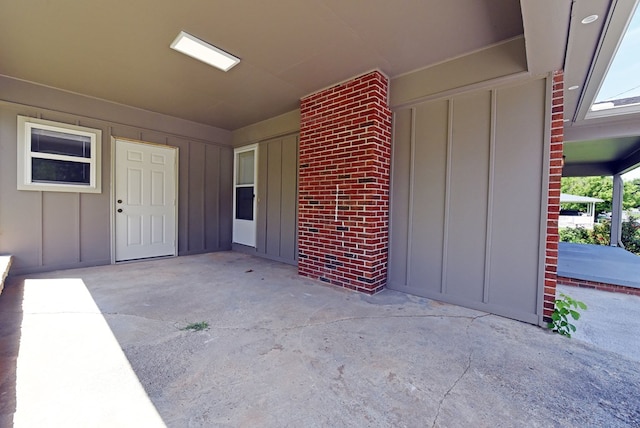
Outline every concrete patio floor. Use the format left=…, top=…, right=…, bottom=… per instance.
left=1, top=252, right=640, bottom=427
left=557, top=284, right=640, bottom=363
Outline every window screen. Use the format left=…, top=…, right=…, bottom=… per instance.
left=235, top=187, right=254, bottom=220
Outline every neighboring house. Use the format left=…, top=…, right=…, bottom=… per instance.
left=559, top=193, right=604, bottom=229
left=1, top=1, right=639, bottom=327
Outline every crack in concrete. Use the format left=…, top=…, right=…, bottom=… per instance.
left=431, top=350, right=472, bottom=428
left=279, top=313, right=489, bottom=332
left=186, top=313, right=488, bottom=333
left=105, top=312, right=180, bottom=325
left=157, top=313, right=492, bottom=336
left=431, top=314, right=489, bottom=428
left=25, top=309, right=493, bottom=338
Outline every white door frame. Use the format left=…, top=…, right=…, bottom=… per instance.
left=110, top=137, right=179, bottom=263
left=233, top=144, right=258, bottom=247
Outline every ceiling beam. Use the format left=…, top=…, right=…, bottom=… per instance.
left=520, top=0, right=572, bottom=76
left=563, top=161, right=616, bottom=177
left=565, top=113, right=640, bottom=141
left=612, top=141, right=640, bottom=174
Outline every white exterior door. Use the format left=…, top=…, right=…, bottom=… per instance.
left=114, top=139, right=177, bottom=262
left=233, top=145, right=258, bottom=247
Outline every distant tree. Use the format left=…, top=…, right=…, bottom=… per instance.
left=625, top=178, right=640, bottom=210
left=561, top=177, right=612, bottom=214
left=561, top=176, right=640, bottom=214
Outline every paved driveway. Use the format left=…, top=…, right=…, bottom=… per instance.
left=1, top=252, right=639, bottom=427
left=557, top=284, right=640, bottom=363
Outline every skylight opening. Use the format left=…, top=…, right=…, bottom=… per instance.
left=590, top=2, right=640, bottom=116
left=170, top=31, right=240, bottom=72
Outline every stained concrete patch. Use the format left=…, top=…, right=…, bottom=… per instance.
left=1, top=252, right=640, bottom=427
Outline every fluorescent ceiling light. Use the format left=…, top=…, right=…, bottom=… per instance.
left=170, top=31, right=240, bottom=72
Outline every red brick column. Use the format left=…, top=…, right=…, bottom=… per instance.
left=543, top=70, right=564, bottom=323
left=298, top=71, right=392, bottom=293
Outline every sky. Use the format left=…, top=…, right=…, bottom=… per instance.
left=623, top=166, right=640, bottom=181
left=598, top=6, right=640, bottom=182
left=595, top=6, right=640, bottom=102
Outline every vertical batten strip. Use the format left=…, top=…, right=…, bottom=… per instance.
left=198, top=143, right=204, bottom=250
left=483, top=89, right=497, bottom=304
left=204, top=144, right=209, bottom=250
left=441, top=99, right=454, bottom=294
left=38, top=191, right=43, bottom=267
left=217, top=146, right=221, bottom=249
left=281, top=141, right=286, bottom=258
left=388, top=111, right=399, bottom=284
left=76, top=193, right=81, bottom=263
left=184, top=141, right=191, bottom=252
left=405, top=107, right=417, bottom=286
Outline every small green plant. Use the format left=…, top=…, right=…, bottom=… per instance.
left=182, top=321, right=209, bottom=332
left=548, top=293, right=587, bottom=338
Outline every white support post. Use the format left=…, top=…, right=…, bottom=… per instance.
left=611, top=174, right=623, bottom=247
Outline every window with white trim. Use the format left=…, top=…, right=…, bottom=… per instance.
left=17, top=116, right=102, bottom=193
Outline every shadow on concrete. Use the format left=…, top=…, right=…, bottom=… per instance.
left=0, top=277, right=24, bottom=428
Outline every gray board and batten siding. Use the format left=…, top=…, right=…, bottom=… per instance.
left=256, top=134, right=299, bottom=265
left=231, top=111, right=300, bottom=266
left=232, top=134, right=299, bottom=266
left=0, top=77, right=233, bottom=275
left=389, top=78, right=548, bottom=324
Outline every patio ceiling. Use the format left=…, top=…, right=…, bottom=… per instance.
left=563, top=0, right=640, bottom=177
left=0, top=0, right=569, bottom=132
left=2, top=1, right=633, bottom=175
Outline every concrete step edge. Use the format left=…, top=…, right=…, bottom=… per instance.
left=0, top=255, right=13, bottom=295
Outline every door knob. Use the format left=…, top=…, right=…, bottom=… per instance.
left=117, top=199, right=123, bottom=204
left=117, top=208, right=123, bottom=213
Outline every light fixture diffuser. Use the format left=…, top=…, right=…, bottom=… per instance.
left=170, top=31, right=240, bottom=72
